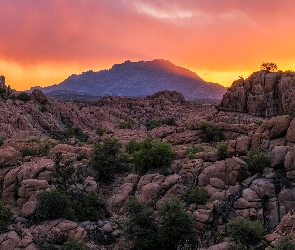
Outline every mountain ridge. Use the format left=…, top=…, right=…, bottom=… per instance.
left=29, top=59, right=226, bottom=99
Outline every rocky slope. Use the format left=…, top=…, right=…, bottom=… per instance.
left=30, top=59, right=226, bottom=99
left=220, top=70, right=295, bottom=117
left=2, top=77, right=295, bottom=249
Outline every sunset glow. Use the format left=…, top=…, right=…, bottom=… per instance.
left=1, top=0, right=295, bottom=90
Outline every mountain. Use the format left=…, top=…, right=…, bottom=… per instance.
left=30, top=59, right=226, bottom=99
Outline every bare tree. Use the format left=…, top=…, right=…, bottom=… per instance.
left=260, top=62, right=278, bottom=72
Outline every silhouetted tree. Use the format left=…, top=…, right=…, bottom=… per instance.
left=260, top=62, right=278, bottom=72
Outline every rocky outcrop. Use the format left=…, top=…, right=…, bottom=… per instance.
left=220, top=70, right=295, bottom=117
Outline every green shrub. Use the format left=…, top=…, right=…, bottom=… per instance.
left=133, top=138, right=174, bottom=175
left=61, top=239, right=91, bottom=250
left=226, top=217, right=265, bottom=247
left=22, top=147, right=36, bottom=157
left=96, top=127, right=105, bottom=136
left=245, top=150, right=271, bottom=173
left=0, top=137, right=4, bottom=147
left=72, top=192, right=107, bottom=222
left=89, top=137, right=124, bottom=181
left=16, top=92, right=31, bottom=102
left=200, top=123, right=224, bottom=142
left=217, top=142, right=228, bottom=160
left=158, top=198, right=195, bottom=250
left=0, top=202, right=13, bottom=233
left=34, top=190, right=73, bottom=221
left=186, top=145, right=205, bottom=159
left=125, top=197, right=159, bottom=250
left=145, top=118, right=176, bottom=131
left=118, top=121, right=132, bottom=129
left=188, top=186, right=208, bottom=205
left=38, top=140, right=55, bottom=156
left=0, top=87, right=7, bottom=99
left=51, top=152, right=84, bottom=191
left=125, top=139, right=141, bottom=154
left=272, top=235, right=295, bottom=250
left=145, top=120, right=163, bottom=130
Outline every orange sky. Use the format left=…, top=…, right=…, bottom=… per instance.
left=1, top=0, right=295, bottom=91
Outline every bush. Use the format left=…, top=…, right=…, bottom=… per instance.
left=200, top=123, right=224, bottom=142
left=272, top=235, right=295, bottom=250
left=0, top=202, right=13, bottom=233
left=125, top=139, right=141, bottom=154
left=125, top=197, right=159, bottom=250
left=245, top=150, right=271, bottom=173
left=188, top=186, right=208, bottom=205
left=185, top=145, right=205, bottom=159
left=89, top=137, right=123, bottom=181
left=51, top=152, right=84, bottom=191
left=72, top=192, right=107, bottom=222
left=61, top=239, right=91, bottom=250
left=38, top=140, right=55, bottom=156
left=217, top=142, right=228, bottom=160
left=133, top=138, right=174, bottom=175
left=118, top=121, right=132, bottom=129
left=0, top=137, right=4, bottom=147
left=96, top=127, right=105, bottom=136
left=16, top=92, right=31, bottom=102
left=34, top=190, right=73, bottom=221
left=226, top=217, right=265, bottom=247
left=158, top=198, right=195, bottom=250
left=145, top=118, right=176, bottom=131
left=22, top=147, right=36, bottom=157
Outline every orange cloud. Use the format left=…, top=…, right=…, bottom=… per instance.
left=0, top=0, right=295, bottom=90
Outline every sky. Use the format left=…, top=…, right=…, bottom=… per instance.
left=1, top=0, right=295, bottom=91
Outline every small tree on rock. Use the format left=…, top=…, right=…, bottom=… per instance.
left=260, top=62, right=278, bottom=72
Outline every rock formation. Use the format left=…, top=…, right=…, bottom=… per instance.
left=220, top=70, right=295, bottom=117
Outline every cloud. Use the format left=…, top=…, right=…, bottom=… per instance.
left=0, top=0, right=295, bottom=89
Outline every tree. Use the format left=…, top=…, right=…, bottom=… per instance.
left=260, top=62, right=278, bottom=72
left=0, top=202, right=13, bottom=233
left=132, top=138, right=174, bottom=175
left=125, top=197, right=159, bottom=250
left=51, top=152, right=84, bottom=191
left=226, top=216, right=265, bottom=247
left=158, top=198, right=195, bottom=249
left=89, top=137, right=123, bottom=181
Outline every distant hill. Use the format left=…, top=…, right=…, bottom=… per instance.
left=30, top=59, right=226, bottom=99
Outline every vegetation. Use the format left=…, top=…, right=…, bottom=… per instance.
left=89, top=137, right=124, bottom=181
left=125, top=197, right=159, bottom=250
left=34, top=190, right=73, bottom=221
left=16, top=92, right=31, bottom=102
left=61, top=239, right=91, bottom=250
left=38, top=140, right=55, bottom=156
left=217, top=142, right=228, bottom=160
left=0, top=202, right=13, bottom=233
left=185, top=145, right=205, bottom=159
left=261, top=62, right=278, bottom=72
left=200, top=123, right=224, bottom=142
left=96, top=127, right=105, bottom=136
left=57, top=116, right=89, bottom=142
left=124, top=139, right=141, bottom=154
left=118, top=121, right=132, bottom=129
left=51, top=152, right=84, bottom=191
left=132, top=138, right=174, bottom=174
left=226, top=217, right=265, bottom=248
left=245, top=149, right=271, bottom=173
left=21, top=147, right=36, bottom=157
left=272, top=235, right=295, bottom=250
left=145, top=117, right=176, bottom=130
left=125, top=197, right=195, bottom=250
left=158, top=198, right=195, bottom=249
left=0, top=137, right=4, bottom=147
left=188, top=186, right=208, bottom=205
